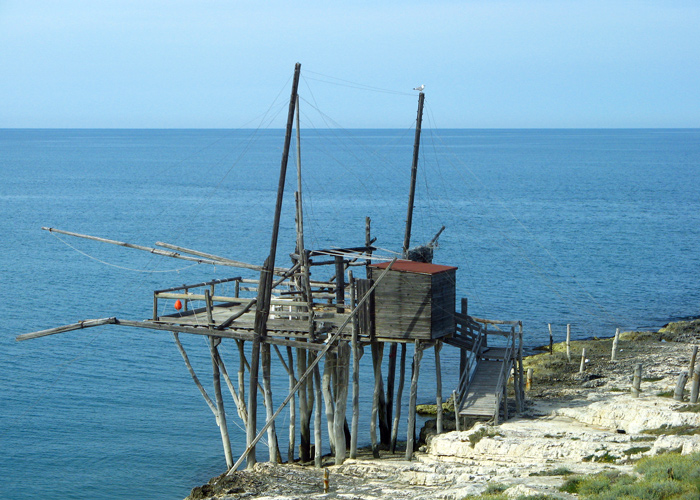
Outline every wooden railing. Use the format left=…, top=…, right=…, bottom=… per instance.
left=453, top=312, right=523, bottom=419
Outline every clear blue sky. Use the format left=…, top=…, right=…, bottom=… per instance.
left=1, top=0, right=698, bottom=128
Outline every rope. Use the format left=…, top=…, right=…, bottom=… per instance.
left=303, top=70, right=415, bottom=96
left=50, top=232, right=201, bottom=273
left=49, top=231, right=199, bottom=274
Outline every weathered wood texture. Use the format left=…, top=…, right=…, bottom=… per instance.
left=369, top=261, right=456, bottom=340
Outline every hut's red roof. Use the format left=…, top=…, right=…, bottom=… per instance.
left=370, top=259, right=457, bottom=275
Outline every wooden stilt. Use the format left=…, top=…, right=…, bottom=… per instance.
left=212, top=344, right=247, bottom=422
left=297, top=345, right=310, bottom=462
left=349, top=271, right=360, bottom=459
left=386, top=342, right=397, bottom=432
left=435, top=341, right=443, bottom=434
left=511, top=326, right=521, bottom=415
left=322, top=352, right=337, bottom=453
left=209, top=336, right=233, bottom=468
left=236, top=340, right=247, bottom=419
left=287, top=345, right=296, bottom=463
left=390, top=343, right=407, bottom=453
left=334, top=342, right=350, bottom=464
left=371, top=341, right=383, bottom=458
left=453, top=391, right=461, bottom=431
left=262, top=343, right=280, bottom=462
left=406, top=340, right=423, bottom=460
left=518, top=322, right=525, bottom=406
left=313, top=360, right=323, bottom=468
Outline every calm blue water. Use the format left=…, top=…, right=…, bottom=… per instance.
left=2, top=128, right=699, bottom=499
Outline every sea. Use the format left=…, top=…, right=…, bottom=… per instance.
left=1, top=128, right=699, bottom=499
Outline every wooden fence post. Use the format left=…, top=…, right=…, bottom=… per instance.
left=674, top=372, right=688, bottom=402
left=566, top=324, right=571, bottom=362
left=611, top=328, right=620, bottom=361
left=579, top=348, right=587, bottom=374
left=453, top=391, right=461, bottom=431
left=688, top=346, right=698, bottom=384
left=631, top=363, right=642, bottom=397
left=690, top=365, right=700, bottom=404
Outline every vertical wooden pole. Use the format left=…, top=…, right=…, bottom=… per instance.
left=287, top=345, right=296, bottom=463
left=402, top=91, right=425, bottom=256
left=297, top=346, right=310, bottom=462
left=365, top=216, right=372, bottom=278
left=236, top=340, right=247, bottom=420
left=548, top=323, right=553, bottom=354
left=390, top=343, right=406, bottom=453
left=334, top=256, right=345, bottom=312
left=511, top=327, right=521, bottom=414
left=205, top=289, right=214, bottom=325
left=322, top=352, right=337, bottom=453
left=247, top=63, right=301, bottom=469
left=566, top=324, right=571, bottom=362
left=262, top=343, right=280, bottom=462
left=406, top=340, right=423, bottom=461
left=210, top=337, right=233, bottom=469
left=579, top=348, right=587, bottom=373
left=611, top=328, right=620, bottom=361
left=386, top=342, right=397, bottom=433
left=313, top=360, right=323, bottom=468
left=349, top=272, right=360, bottom=459
left=526, top=368, right=533, bottom=390
left=453, top=390, right=461, bottom=431
left=690, top=365, right=700, bottom=404
left=334, top=342, right=350, bottom=465
left=631, top=363, right=642, bottom=397
left=688, top=345, right=698, bottom=381
left=518, top=322, right=524, bottom=405
left=460, top=299, right=468, bottom=375
left=674, top=372, right=688, bottom=401
left=435, top=341, right=443, bottom=434
left=370, top=342, right=382, bottom=458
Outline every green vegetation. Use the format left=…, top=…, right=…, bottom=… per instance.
left=676, top=404, right=700, bottom=413
left=631, top=435, right=656, bottom=442
left=530, top=467, right=574, bottom=477
left=623, top=446, right=651, bottom=456
left=642, top=425, right=700, bottom=436
left=559, top=452, right=700, bottom=499
left=583, top=452, right=618, bottom=463
left=468, top=427, right=502, bottom=447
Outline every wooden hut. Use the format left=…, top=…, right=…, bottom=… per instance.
left=369, top=260, right=457, bottom=340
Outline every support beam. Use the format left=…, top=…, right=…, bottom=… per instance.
left=406, top=340, right=423, bottom=461
left=209, top=336, right=233, bottom=468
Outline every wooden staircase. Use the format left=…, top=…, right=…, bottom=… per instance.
left=446, top=306, right=523, bottom=424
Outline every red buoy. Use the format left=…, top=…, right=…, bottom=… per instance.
left=174, top=299, right=183, bottom=311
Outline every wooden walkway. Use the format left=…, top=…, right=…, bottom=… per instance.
left=458, top=359, right=513, bottom=418
left=449, top=314, right=524, bottom=424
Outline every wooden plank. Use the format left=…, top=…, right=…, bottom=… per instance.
left=16, top=317, right=117, bottom=341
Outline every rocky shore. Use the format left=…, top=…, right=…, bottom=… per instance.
left=187, top=320, right=700, bottom=500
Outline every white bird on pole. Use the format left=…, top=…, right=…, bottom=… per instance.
left=413, top=84, right=425, bottom=91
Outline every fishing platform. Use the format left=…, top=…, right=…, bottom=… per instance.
left=17, top=63, right=525, bottom=473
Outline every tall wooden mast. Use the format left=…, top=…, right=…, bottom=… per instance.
left=402, top=91, right=426, bottom=256
left=387, top=90, right=425, bottom=436
left=246, top=62, right=301, bottom=469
